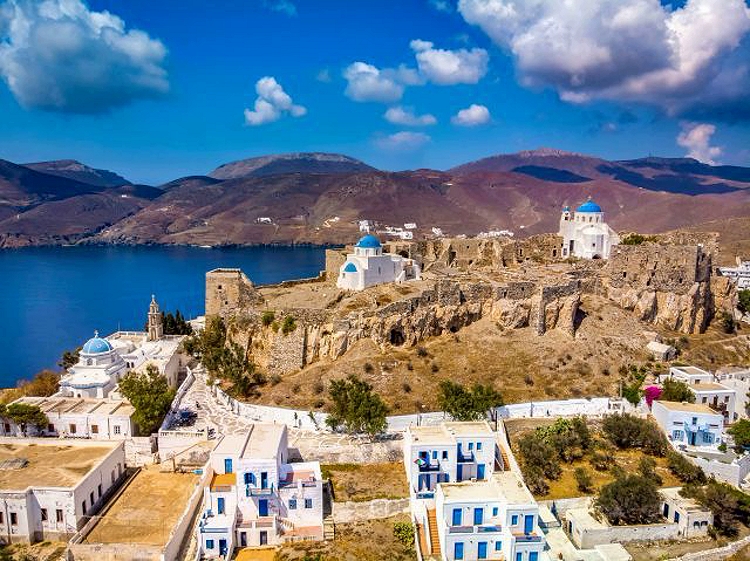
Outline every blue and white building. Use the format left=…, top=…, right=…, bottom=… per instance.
left=337, top=234, right=420, bottom=291
left=436, top=471, right=544, bottom=561
left=652, top=401, right=725, bottom=448
left=558, top=198, right=619, bottom=259
left=197, top=424, right=323, bottom=559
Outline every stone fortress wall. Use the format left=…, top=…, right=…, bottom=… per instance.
left=206, top=230, right=734, bottom=377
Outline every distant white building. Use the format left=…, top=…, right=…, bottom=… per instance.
left=337, top=234, right=421, bottom=291
left=667, top=365, right=737, bottom=421
left=719, top=260, right=750, bottom=289
left=559, top=198, right=619, bottom=259
left=404, top=223, right=417, bottom=230
left=197, top=424, right=323, bottom=558
left=435, top=471, right=544, bottom=561
left=652, top=401, right=725, bottom=448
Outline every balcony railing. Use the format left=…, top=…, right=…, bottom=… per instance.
left=457, top=452, right=475, bottom=463
left=279, top=478, right=319, bottom=488
left=448, top=525, right=474, bottom=534
left=418, top=461, right=441, bottom=472
left=448, top=524, right=503, bottom=534
left=246, top=484, right=275, bottom=496
left=477, top=525, right=502, bottom=533
left=514, top=533, right=542, bottom=543
left=415, top=491, right=435, bottom=500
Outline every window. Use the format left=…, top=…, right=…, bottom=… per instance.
left=454, top=542, right=464, bottom=560
left=674, top=511, right=680, bottom=523
left=673, top=430, right=684, bottom=440
left=4, top=423, right=9, bottom=433
left=468, top=442, right=474, bottom=451
left=244, top=472, right=255, bottom=485
left=217, top=497, right=225, bottom=514
left=206, top=539, right=215, bottom=549
left=41, top=508, right=48, bottom=522
left=289, top=499, right=297, bottom=510
left=70, top=423, right=77, bottom=434
left=702, top=397, right=708, bottom=403
left=91, top=424, right=99, bottom=434
left=305, top=498, right=313, bottom=509
left=474, top=508, right=484, bottom=525
left=113, top=425, right=121, bottom=435
left=442, top=451, right=448, bottom=460
left=0, top=512, right=3, bottom=524
left=56, top=509, right=63, bottom=523
left=90, top=492, right=95, bottom=507
left=495, top=542, right=502, bottom=551
left=477, top=442, right=482, bottom=451
left=98, top=484, right=102, bottom=498
left=530, top=553, right=539, bottom=561
left=452, top=508, right=462, bottom=526
left=82, top=501, right=87, bottom=515
left=516, top=553, right=523, bottom=561
left=511, top=514, right=519, bottom=525
left=492, top=507, right=498, bottom=517
left=10, top=513, right=17, bottom=526
left=432, top=451, right=437, bottom=460
left=47, top=424, right=54, bottom=433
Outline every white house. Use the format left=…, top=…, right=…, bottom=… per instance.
left=558, top=198, right=619, bottom=260
left=652, top=401, right=725, bottom=448
left=337, top=234, right=421, bottom=291
left=719, top=259, right=750, bottom=289
left=435, top=471, right=544, bottom=561
left=0, top=439, right=126, bottom=543
left=4, top=397, right=135, bottom=440
left=667, top=366, right=737, bottom=421
left=59, top=333, right=129, bottom=399
left=660, top=487, right=712, bottom=538
left=197, top=424, right=323, bottom=559
left=404, top=421, right=498, bottom=500
left=716, top=367, right=750, bottom=419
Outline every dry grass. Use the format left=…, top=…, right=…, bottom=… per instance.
left=0, top=541, right=67, bottom=560
left=626, top=526, right=750, bottom=561
left=322, top=462, right=408, bottom=502
left=275, top=514, right=416, bottom=561
left=84, top=466, right=197, bottom=546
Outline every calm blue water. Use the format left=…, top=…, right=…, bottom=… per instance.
left=0, top=245, right=325, bottom=385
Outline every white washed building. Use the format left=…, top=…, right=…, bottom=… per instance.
left=197, top=424, right=323, bottom=559
left=558, top=198, right=619, bottom=260
left=667, top=365, right=737, bottom=421
left=337, top=234, right=420, bottom=291
left=435, top=471, right=544, bottom=561
left=652, top=401, right=725, bottom=448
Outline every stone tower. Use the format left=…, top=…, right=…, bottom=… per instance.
left=147, top=294, right=163, bottom=341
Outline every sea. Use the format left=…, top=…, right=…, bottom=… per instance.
left=0, top=245, right=326, bottom=386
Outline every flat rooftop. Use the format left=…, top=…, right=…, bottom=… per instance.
left=0, top=441, right=118, bottom=490
left=409, top=421, right=494, bottom=444
left=566, top=507, right=606, bottom=530
left=84, top=466, right=198, bottom=546
left=441, top=472, right=534, bottom=504
left=16, top=397, right=134, bottom=417
left=656, top=401, right=722, bottom=415
left=673, top=366, right=711, bottom=376
left=691, top=382, right=733, bottom=392
left=213, top=423, right=286, bottom=459
left=660, top=487, right=709, bottom=513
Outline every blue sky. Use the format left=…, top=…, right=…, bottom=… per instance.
left=0, top=0, right=749, bottom=184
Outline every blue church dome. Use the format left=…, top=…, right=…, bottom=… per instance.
left=343, top=262, right=358, bottom=273
left=576, top=199, right=602, bottom=213
left=355, top=234, right=382, bottom=249
left=82, top=333, right=113, bottom=354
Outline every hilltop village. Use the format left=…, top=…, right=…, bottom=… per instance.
left=4, top=200, right=750, bottom=561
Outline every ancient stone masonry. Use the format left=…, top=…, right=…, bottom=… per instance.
left=602, top=233, right=732, bottom=334
left=205, top=268, right=263, bottom=317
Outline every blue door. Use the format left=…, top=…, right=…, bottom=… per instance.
left=478, top=542, right=488, bottom=559
left=219, top=539, right=227, bottom=555
left=259, top=499, right=269, bottom=516
left=454, top=542, right=464, bottom=560
left=474, top=508, right=483, bottom=525
left=477, top=464, right=486, bottom=480
left=457, top=464, right=463, bottom=481
left=261, top=471, right=268, bottom=489
left=524, top=514, right=534, bottom=534
left=452, top=508, right=462, bottom=526
left=224, top=458, right=233, bottom=474
left=217, top=497, right=225, bottom=514
left=530, top=553, right=539, bottom=561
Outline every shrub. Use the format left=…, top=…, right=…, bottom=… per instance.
left=595, top=474, right=662, bottom=525
left=524, top=374, right=534, bottom=386
left=590, top=451, right=614, bottom=472
left=660, top=378, right=695, bottom=403
left=261, top=310, right=275, bottom=327
left=518, top=434, right=562, bottom=480
left=644, top=386, right=662, bottom=408
left=363, top=363, right=375, bottom=374
left=720, top=310, right=736, bottom=334
left=402, top=382, right=412, bottom=393
left=406, top=362, right=414, bottom=371
left=574, top=467, right=593, bottom=494
left=416, top=346, right=428, bottom=358
left=728, top=418, right=750, bottom=449
left=281, top=315, right=297, bottom=335
left=666, top=450, right=706, bottom=484
left=431, top=362, right=439, bottom=373
left=393, top=521, right=415, bottom=547
left=522, top=464, right=550, bottom=496
left=738, top=290, right=750, bottom=315
left=535, top=417, right=592, bottom=463
left=270, top=373, right=282, bottom=385
left=325, top=375, right=388, bottom=437
left=437, top=380, right=503, bottom=421
left=313, top=381, right=325, bottom=395
left=620, top=233, right=656, bottom=246
left=638, top=456, right=663, bottom=486
left=602, top=413, right=667, bottom=456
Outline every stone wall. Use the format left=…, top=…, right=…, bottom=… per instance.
left=575, top=520, right=681, bottom=549
left=325, top=248, right=348, bottom=279
left=332, top=498, right=410, bottom=523
left=671, top=533, right=750, bottom=560
left=205, top=268, right=262, bottom=317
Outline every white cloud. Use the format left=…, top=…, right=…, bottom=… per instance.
left=244, top=76, right=306, bottom=126
left=376, top=131, right=431, bottom=151
left=429, top=0, right=453, bottom=12
left=677, top=122, right=722, bottom=164
left=264, top=0, right=296, bottom=16
left=0, top=0, right=168, bottom=113
left=343, top=62, right=406, bottom=103
left=384, top=106, right=437, bottom=126
left=316, top=68, right=332, bottom=83
left=451, top=103, right=491, bottom=126
left=410, top=39, right=488, bottom=85
left=457, top=0, right=750, bottom=117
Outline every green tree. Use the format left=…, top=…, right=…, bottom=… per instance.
left=638, top=456, right=663, bottom=486
left=660, top=378, right=695, bottom=403
left=3, top=403, right=48, bottom=436
left=163, top=310, right=193, bottom=335
left=17, top=370, right=60, bottom=397
left=720, top=310, right=737, bottom=334
left=728, top=418, right=750, bottom=449
left=574, top=467, right=594, bottom=494
left=281, top=315, right=297, bottom=335
left=602, top=413, right=667, bottom=456
left=535, top=417, right=592, bottom=462
left=58, top=346, right=81, bottom=370
left=261, top=311, right=275, bottom=327
left=325, top=375, right=388, bottom=437
left=393, top=521, right=415, bottom=547
left=118, top=365, right=175, bottom=435
left=595, top=474, right=662, bottom=525
left=666, top=450, right=706, bottom=484
left=518, top=433, right=562, bottom=480
left=738, top=290, right=750, bottom=315
left=218, top=343, right=265, bottom=398
left=682, top=480, right=750, bottom=536
left=437, top=380, right=503, bottom=421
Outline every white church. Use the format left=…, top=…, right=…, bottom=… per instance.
left=337, top=234, right=421, bottom=291
left=559, top=198, right=619, bottom=260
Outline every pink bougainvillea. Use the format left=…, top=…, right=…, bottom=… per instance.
left=644, top=385, right=663, bottom=408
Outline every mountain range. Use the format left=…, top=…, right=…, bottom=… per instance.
left=1, top=150, right=749, bottom=251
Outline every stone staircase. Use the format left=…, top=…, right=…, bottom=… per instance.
left=426, top=508, right=441, bottom=557
left=323, top=516, right=335, bottom=540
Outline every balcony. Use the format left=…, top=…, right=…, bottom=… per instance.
left=246, top=484, right=275, bottom=496
left=415, top=491, right=435, bottom=500
left=477, top=525, right=502, bottom=533
left=237, top=514, right=278, bottom=531
left=457, top=451, right=475, bottom=463
left=513, top=533, right=542, bottom=543
left=448, top=524, right=503, bottom=535
left=448, top=525, right=475, bottom=534
left=418, top=461, right=441, bottom=472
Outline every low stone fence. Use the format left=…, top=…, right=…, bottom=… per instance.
left=577, top=521, right=681, bottom=549
left=157, top=431, right=208, bottom=463
left=332, top=498, right=410, bottom=523
left=498, top=397, right=634, bottom=419
left=688, top=452, right=750, bottom=488
left=671, top=533, right=750, bottom=560
left=124, top=436, right=156, bottom=467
